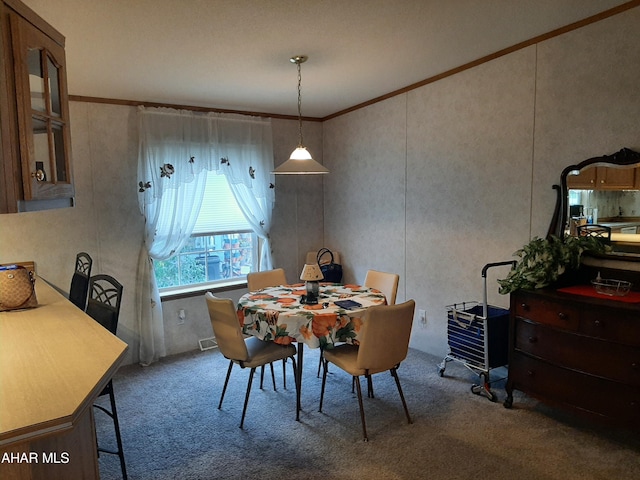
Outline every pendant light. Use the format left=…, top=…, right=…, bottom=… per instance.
left=272, top=55, right=329, bottom=175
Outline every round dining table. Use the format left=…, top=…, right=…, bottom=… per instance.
left=237, top=283, right=387, bottom=418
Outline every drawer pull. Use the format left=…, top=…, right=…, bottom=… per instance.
left=520, top=303, right=530, bottom=311
left=526, top=370, right=535, bottom=377
left=528, top=336, right=538, bottom=343
left=632, top=363, right=638, bottom=370
left=593, top=320, right=602, bottom=327
left=558, top=312, right=568, bottom=320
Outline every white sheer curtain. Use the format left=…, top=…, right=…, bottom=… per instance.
left=136, top=106, right=275, bottom=365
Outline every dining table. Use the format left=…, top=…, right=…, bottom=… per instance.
left=237, top=282, right=387, bottom=419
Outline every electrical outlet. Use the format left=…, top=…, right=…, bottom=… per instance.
left=418, top=309, right=426, bottom=326
left=177, top=309, right=186, bottom=325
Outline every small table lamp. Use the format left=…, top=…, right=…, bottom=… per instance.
left=300, top=263, right=324, bottom=304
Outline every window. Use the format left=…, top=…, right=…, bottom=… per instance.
left=154, top=171, right=257, bottom=289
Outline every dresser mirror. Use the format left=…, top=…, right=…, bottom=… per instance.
left=548, top=147, right=640, bottom=257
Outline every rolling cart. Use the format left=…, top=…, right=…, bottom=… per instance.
left=438, top=261, right=515, bottom=401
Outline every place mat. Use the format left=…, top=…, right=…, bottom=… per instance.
left=556, top=285, right=640, bottom=303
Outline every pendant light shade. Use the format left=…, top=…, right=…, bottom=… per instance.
left=272, top=55, right=329, bottom=175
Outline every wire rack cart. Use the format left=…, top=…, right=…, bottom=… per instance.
left=438, top=261, right=515, bottom=401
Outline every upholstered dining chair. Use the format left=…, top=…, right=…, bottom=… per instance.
left=306, top=250, right=341, bottom=266
left=69, top=252, right=92, bottom=310
left=86, top=274, right=127, bottom=480
left=319, top=299, right=415, bottom=442
left=322, top=269, right=400, bottom=383
left=246, top=267, right=289, bottom=389
left=246, top=268, right=287, bottom=291
left=364, top=269, right=399, bottom=305
left=205, top=292, right=298, bottom=429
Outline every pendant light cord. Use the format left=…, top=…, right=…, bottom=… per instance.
left=297, top=60, right=304, bottom=147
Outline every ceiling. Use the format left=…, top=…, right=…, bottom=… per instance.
left=21, top=0, right=631, bottom=119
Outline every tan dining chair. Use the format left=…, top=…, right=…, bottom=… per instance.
left=206, top=293, right=298, bottom=429
left=246, top=268, right=287, bottom=291
left=317, top=269, right=400, bottom=380
left=246, top=267, right=290, bottom=389
left=319, top=299, right=415, bottom=442
left=306, top=250, right=341, bottom=266
left=364, top=269, right=399, bottom=305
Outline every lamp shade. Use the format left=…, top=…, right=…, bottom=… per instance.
left=300, top=263, right=324, bottom=281
left=272, top=148, right=329, bottom=175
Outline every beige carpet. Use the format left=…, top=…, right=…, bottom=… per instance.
left=95, top=347, right=640, bottom=480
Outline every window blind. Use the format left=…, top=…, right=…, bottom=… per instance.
left=192, top=171, right=251, bottom=234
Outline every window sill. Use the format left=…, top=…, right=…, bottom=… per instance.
left=159, top=279, right=248, bottom=302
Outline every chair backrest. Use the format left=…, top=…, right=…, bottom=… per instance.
left=85, top=274, right=123, bottom=335
left=205, top=292, right=249, bottom=362
left=306, top=250, right=341, bottom=266
left=246, top=268, right=287, bottom=292
left=356, top=300, right=415, bottom=373
left=69, top=252, right=92, bottom=310
left=364, top=269, right=399, bottom=305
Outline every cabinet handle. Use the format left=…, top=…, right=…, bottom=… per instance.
left=594, top=320, right=602, bottom=327
left=526, top=370, right=535, bottom=377
left=558, top=312, right=568, bottom=320
left=520, top=303, right=530, bottom=311
left=31, top=169, right=46, bottom=182
left=528, top=336, right=537, bottom=343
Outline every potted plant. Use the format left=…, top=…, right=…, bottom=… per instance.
left=497, top=235, right=609, bottom=294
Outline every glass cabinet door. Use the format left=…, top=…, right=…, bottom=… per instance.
left=10, top=13, right=73, bottom=201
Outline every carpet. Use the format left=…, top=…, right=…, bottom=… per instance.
left=95, top=347, right=640, bottom=480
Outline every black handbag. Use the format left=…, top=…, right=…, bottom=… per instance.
left=317, top=248, right=343, bottom=283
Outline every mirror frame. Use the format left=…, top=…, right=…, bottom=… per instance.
left=548, top=147, right=640, bottom=241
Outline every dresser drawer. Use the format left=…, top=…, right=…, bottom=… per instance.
left=514, top=319, right=640, bottom=386
left=510, top=353, right=640, bottom=425
left=580, top=306, right=640, bottom=346
left=514, top=292, right=580, bottom=331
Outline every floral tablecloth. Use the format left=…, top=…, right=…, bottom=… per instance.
left=237, top=283, right=387, bottom=350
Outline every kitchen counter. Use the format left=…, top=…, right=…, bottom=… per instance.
left=0, top=277, right=128, bottom=479
left=611, top=233, right=640, bottom=243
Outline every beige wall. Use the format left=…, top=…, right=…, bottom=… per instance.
left=1, top=7, right=638, bottom=364
left=322, top=7, right=640, bottom=358
left=0, top=103, right=323, bottom=363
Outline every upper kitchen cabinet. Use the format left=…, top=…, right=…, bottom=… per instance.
left=0, top=0, right=74, bottom=213
left=567, top=165, right=637, bottom=191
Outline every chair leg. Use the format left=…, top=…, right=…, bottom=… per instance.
left=219, top=360, right=234, bottom=409
left=270, top=362, right=277, bottom=391
left=95, top=382, right=128, bottom=479
left=319, top=359, right=329, bottom=412
left=282, top=359, right=287, bottom=390
left=353, top=376, right=368, bottom=442
left=240, top=367, right=257, bottom=429
left=391, top=367, right=412, bottom=424
left=366, top=374, right=375, bottom=398
left=259, top=365, right=265, bottom=389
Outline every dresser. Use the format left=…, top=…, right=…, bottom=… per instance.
left=504, top=278, right=640, bottom=429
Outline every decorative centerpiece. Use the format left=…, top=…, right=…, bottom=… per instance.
left=498, top=235, right=609, bottom=294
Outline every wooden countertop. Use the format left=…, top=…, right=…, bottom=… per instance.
left=611, top=233, right=640, bottom=243
left=0, top=277, right=128, bottom=447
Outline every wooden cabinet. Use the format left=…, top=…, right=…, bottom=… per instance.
left=596, top=166, right=636, bottom=190
left=566, top=167, right=596, bottom=189
left=505, top=288, right=640, bottom=429
left=567, top=165, right=637, bottom=190
left=0, top=0, right=74, bottom=213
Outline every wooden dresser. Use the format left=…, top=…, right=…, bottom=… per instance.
left=504, top=269, right=640, bottom=429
